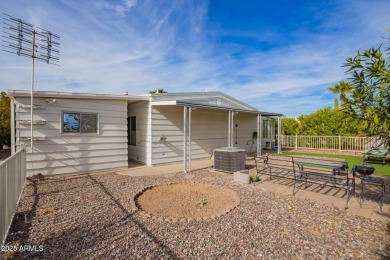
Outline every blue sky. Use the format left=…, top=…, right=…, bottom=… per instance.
left=1, top=0, right=390, bottom=116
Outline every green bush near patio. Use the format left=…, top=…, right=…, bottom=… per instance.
left=283, top=152, right=390, bottom=176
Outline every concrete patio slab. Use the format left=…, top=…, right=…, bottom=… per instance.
left=119, top=158, right=388, bottom=222
left=253, top=177, right=389, bottom=222
left=116, top=158, right=213, bottom=177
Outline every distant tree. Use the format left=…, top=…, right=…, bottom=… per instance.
left=149, top=88, right=168, bottom=94
left=297, top=107, right=361, bottom=136
left=0, top=92, right=11, bottom=149
left=331, top=29, right=390, bottom=145
left=281, top=118, right=300, bottom=135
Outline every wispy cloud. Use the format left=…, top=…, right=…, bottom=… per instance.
left=1, top=0, right=390, bottom=116
left=97, top=0, right=138, bottom=15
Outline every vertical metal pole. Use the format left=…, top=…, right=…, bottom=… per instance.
left=183, top=106, right=188, bottom=173
left=228, top=111, right=231, bottom=147
left=10, top=98, right=15, bottom=155
left=30, top=30, right=35, bottom=151
left=188, top=107, right=192, bottom=173
left=231, top=112, right=234, bottom=147
left=257, top=114, right=260, bottom=155
left=277, top=117, right=281, bottom=154
left=295, top=134, right=298, bottom=150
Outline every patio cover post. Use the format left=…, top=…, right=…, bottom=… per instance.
left=259, top=114, right=262, bottom=155
left=228, top=110, right=231, bottom=146
left=257, top=114, right=260, bottom=155
left=183, top=106, right=188, bottom=173
left=188, top=107, right=192, bottom=173
left=277, top=116, right=281, bottom=154
left=231, top=112, right=238, bottom=146
left=231, top=112, right=234, bottom=147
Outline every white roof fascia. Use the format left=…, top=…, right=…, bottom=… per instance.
left=258, top=112, right=284, bottom=117
left=8, top=90, right=149, bottom=102
left=150, top=100, right=177, bottom=106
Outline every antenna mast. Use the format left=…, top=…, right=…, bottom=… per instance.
left=2, top=13, right=60, bottom=152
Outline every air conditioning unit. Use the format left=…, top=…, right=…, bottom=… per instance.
left=213, top=147, right=246, bottom=173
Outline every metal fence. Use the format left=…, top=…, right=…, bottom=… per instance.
left=0, top=149, right=26, bottom=248
left=281, top=135, right=379, bottom=152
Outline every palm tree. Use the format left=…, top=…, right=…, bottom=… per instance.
left=328, top=80, right=353, bottom=107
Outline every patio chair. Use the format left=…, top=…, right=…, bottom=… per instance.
left=362, top=147, right=390, bottom=165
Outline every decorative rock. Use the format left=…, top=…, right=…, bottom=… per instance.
left=5, top=167, right=387, bottom=259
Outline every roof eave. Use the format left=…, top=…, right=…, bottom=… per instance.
left=8, top=90, right=149, bottom=101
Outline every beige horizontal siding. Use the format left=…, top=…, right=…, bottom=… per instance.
left=24, top=143, right=125, bottom=152
left=16, top=111, right=126, bottom=120
left=17, top=136, right=127, bottom=145
left=151, top=106, right=257, bottom=165
left=15, top=97, right=128, bottom=176
left=16, top=97, right=127, bottom=112
left=17, top=129, right=126, bottom=137
left=27, top=149, right=128, bottom=161
left=16, top=122, right=128, bottom=131
left=26, top=154, right=128, bottom=169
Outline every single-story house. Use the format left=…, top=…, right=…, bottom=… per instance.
left=8, top=90, right=283, bottom=176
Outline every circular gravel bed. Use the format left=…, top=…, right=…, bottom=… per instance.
left=2, top=169, right=389, bottom=259
left=135, top=182, right=239, bottom=220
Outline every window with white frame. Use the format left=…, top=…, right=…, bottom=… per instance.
left=262, top=119, right=275, bottom=139
left=63, top=112, right=98, bottom=133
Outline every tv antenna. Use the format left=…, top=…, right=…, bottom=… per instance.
left=2, top=13, right=60, bottom=151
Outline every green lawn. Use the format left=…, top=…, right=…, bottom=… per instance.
left=282, top=151, right=390, bottom=176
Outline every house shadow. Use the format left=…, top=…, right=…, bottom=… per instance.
left=3, top=175, right=178, bottom=259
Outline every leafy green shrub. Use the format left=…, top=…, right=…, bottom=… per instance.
left=249, top=174, right=259, bottom=183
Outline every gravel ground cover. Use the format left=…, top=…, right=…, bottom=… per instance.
left=2, top=169, right=389, bottom=259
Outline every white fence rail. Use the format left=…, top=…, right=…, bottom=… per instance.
left=0, top=149, right=26, bottom=248
left=281, top=135, right=380, bottom=152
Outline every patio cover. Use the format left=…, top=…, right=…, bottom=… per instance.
left=150, top=92, right=283, bottom=173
